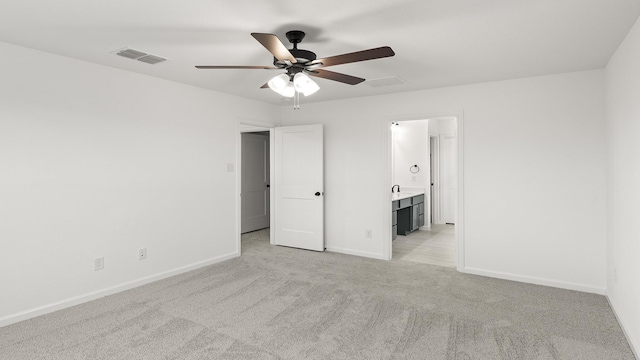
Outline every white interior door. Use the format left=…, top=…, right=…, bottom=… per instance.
left=274, top=124, right=324, bottom=251
left=241, top=132, right=270, bottom=233
left=441, top=135, right=456, bottom=224
left=430, top=136, right=438, bottom=224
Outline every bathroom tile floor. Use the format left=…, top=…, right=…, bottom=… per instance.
left=392, top=224, right=456, bottom=268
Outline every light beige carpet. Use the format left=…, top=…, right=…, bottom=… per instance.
left=0, top=228, right=635, bottom=359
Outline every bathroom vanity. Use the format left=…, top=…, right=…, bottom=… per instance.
left=392, top=192, right=425, bottom=240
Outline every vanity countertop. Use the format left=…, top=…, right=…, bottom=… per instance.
left=391, top=191, right=424, bottom=201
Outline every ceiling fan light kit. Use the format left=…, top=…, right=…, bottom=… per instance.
left=293, top=73, right=319, bottom=96
left=267, top=72, right=318, bottom=99
left=281, top=82, right=296, bottom=98
left=195, top=30, right=395, bottom=109
left=267, top=73, right=290, bottom=94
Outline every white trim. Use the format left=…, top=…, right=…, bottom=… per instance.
left=325, top=247, right=385, bottom=260
left=463, top=267, right=606, bottom=295
left=240, top=124, right=270, bottom=132
left=269, top=128, right=275, bottom=245
left=382, top=119, right=393, bottom=260
left=606, top=295, right=640, bottom=359
left=425, top=122, right=431, bottom=228
left=455, top=114, right=465, bottom=271
left=0, top=252, right=239, bottom=328
left=235, top=127, right=242, bottom=255
left=238, top=118, right=280, bottom=131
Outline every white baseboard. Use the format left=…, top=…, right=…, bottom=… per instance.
left=462, top=267, right=606, bottom=295
left=0, top=252, right=239, bottom=328
left=325, top=246, right=385, bottom=260
left=606, top=294, right=640, bottom=360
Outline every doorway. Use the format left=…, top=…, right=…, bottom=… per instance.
left=238, top=123, right=275, bottom=255
left=386, top=114, right=463, bottom=270
left=240, top=132, right=270, bottom=234
left=237, top=123, right=325, bottom=255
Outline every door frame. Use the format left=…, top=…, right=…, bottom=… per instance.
left=382, top=111, right=465, bottom=271
left=430, top=135, right=440, bottom=224
left=236, top=121, right=277, bottom=256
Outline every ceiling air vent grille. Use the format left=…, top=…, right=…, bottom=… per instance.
left=137, top=55, right=166, bottom=64
left=115, top=48, right=167, bottom=65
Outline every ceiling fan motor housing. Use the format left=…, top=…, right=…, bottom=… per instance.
left=286, top=30, right=305, bottom=44
left=273, top=30, right=317, bottom=68
left=274, top=48, right=317, bottom=64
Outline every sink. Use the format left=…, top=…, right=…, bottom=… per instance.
left=392, top=192, right=421, bottom=201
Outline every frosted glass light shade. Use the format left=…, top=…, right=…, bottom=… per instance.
left=293, top=73, right=320, bottom=96
left=268, top=74, right=289, bottom=93
left=280, top=82, right=295, bottom=97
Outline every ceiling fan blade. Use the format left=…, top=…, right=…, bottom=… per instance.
left=312, top=46, right=395, bottom=68
left=260, top=82, right=270, bottom=89
left=195, top=65, right=279, bottom=69
left=308, top=69, right=365, bottom=85
left=251, top=33, right=297, bottom=64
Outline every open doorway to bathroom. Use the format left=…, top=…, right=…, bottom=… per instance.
left=390, top=117, right=458, bottom=268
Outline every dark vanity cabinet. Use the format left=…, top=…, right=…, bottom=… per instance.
left=392, top=194, right=425, bottom=239
left=392, top=200, right=399, bottom=240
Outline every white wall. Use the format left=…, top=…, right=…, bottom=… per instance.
left=280, top=70, right=607, bottom=293
left=605, top=16, right=640, bottom=357
left=0, top=41, right=277, bottom=325
left=428, top=117, right=456, bottom=136
left=392, top=120, right=429, bottom=192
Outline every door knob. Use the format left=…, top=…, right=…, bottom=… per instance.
left=315, top=192, right=321, bottom=196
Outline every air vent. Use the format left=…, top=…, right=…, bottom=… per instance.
left=136, top=55, right=166, bottom=65
left=114, top=48, right=167, bottom=65
left=116, top=48, right=147, bottom=60
left=365, top=76, right=406, bottom=88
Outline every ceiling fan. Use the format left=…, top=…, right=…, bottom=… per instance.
left=195, top=30, right=395, bottom=108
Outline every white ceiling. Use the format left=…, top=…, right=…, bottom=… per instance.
left=1, top=0, right=639, bottom=105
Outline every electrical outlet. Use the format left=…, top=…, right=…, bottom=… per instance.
left=138, top=248, right=147, bottom=260
left=94, top=257, right=104, bottom=271
left=365, top=229, right=372, bottom=238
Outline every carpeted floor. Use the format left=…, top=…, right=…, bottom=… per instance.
left=0, top=228, right=635, bottom=359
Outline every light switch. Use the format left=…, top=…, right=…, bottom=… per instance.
left=226, top=163, right=235, bottom=172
